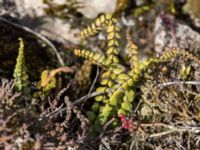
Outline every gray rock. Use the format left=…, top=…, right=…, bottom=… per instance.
left=14, top=0, right=45, bottom=17
left=154, top=14, right=200, bottom=54
left=0, top=0, right=80, bottom=44
left=1, top=0, right=118, bottom=43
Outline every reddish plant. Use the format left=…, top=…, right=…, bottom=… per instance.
left=118, top=114, right=133, bottom=131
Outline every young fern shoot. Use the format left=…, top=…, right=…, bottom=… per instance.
left=13, top=38, right=29, bottom=92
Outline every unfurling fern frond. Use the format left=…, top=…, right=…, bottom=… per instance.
left=13, top=38, right=29, bottom=91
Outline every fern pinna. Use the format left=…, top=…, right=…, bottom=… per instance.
left=74, top=14, right=200, bottom=130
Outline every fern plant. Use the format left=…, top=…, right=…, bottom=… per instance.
left=74, top=14, right=152, bottom=126
left=74, top=14, right=200, bottom=130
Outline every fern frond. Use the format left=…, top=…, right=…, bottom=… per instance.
left=179, top=49, right=200, bottom=65
left=13, top=38, right=29, bottom=91
left=126, top=31, right=139, bottom=76
left=159, top=48, right=179, bottom=61
left=97, top=17, right=121, bottom=116
left=160, top=48, right=200, bottom=65
left=74, top=49, right=107, bottom=67
left=97, top=20, right=121, bottom=108
left=75, top=14, right=113, bottom=39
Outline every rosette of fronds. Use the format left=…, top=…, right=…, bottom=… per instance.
left=74, top=14, right=200, bottom=130
left=74, top=14, right=152, bottom=126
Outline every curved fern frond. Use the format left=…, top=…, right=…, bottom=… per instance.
left=75, top=14, right=113, bottom=39
left=74, top=49, right=107, bottom=67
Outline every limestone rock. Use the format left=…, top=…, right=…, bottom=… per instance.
left=154, top=14, right=200, bottom=54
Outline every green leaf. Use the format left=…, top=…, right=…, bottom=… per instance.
left=107, top=25, right=114, bottom=33
left=100, top=104, right=112, bottom=123
left=118, top=108, right=127, bottom=115
left=100, top=79, right=109, bottom=85
left=107, top=47, right=114, bottom=54
left=107, top=32, right=115, bottom=40
left=95, top=95, right=104, bottom=102
left=118, top=73, right=129, bottom=80
left=96, top=87, right=106, bottom=92
left=109, top=90, right=123, bottom=106
left=125, top=90, right=135, bottom=102
left=113, top=67, right=123, bottom=75
left=92, top=102, right=100, bottom=112
left=121, top=101, right=132, bottom=111
left=86, top=111, right=96, bottom=122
